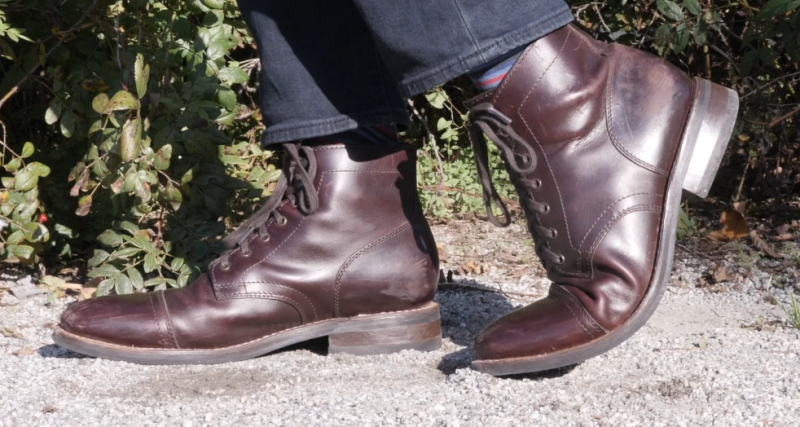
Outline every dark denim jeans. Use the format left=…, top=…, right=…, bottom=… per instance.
left=237, top=0, right=573, bottom=145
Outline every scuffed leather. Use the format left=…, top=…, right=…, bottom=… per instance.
left=60, top=145, right=439, bottom=350
left=472, top=24, right=693, bottom=360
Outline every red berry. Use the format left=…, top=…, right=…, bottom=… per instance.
left=37, top=213, right=49, bottom=224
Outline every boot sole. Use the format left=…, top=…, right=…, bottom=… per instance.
left=472, top=78, right=739, bottom=376
left=52, top=302, right=441, bottom=365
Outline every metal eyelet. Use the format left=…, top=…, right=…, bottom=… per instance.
left=550, top=228, right=558, bottom=239
left=541, top=204, right=550, bottom=214
left=532, top=179, right=542, bottom=189
left=260, top=233, right=271, bottom=242
left=220, top=263, right=231, bottom=271
left=278, top=217, right=288, bottom=226
left=241, top=249, right=252, bottom=258
left=558, top=255, right=565, bottom=265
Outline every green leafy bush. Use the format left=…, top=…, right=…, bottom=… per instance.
left=0, top=0, right=797, bottom=294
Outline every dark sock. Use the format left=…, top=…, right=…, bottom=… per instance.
left=469, top=45, right=528, bottom=91
left=307, top=125, right=401, bottom=145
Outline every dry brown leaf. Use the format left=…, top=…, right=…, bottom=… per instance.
left=461, top=259, right=486, bottom=275
left=776, top=233, right=795, bottom=241
left=750, top=230, right=784, bottom=259
left=713, top=265, right=730, bottom=283
left=13, top=347, right=36, bottom=356
left=709, top=210, right=749, bottom=241
left=1, top=326, right=24, bottom=339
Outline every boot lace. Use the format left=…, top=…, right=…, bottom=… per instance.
left=216, top=143, right=319, bottom=271
left=468, top=104, right=565, bottom=266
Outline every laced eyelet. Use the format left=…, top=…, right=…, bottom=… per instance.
left=557, top=255, right=565, bottom=264
left=550, top=228, right=558, bottom=239
left=220, top=263, right=231, bottom=271
left=259, top=233, right=271, bottom=242
left=532, top=179, right=542, bottom=189
left=541, top=204, right=550, bottom=214
left=277, top=217, right=288, bottom=226
left=241, top=249, right=252, bottom=258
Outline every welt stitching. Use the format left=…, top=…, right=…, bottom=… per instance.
left=157, top=291, right=180, bottom=349
left=333, top=223, right=412, bottom=317
left=578, top=193, right=662, bottom=250
left=228, top=282, right=318, bottom=322
left=222, top=292, right=306, bottom=323
left=604, top=53, right=669, bottom=176
left=552, top=286, right=597, bottom=339
left=148, top=293, right=167, bottom=347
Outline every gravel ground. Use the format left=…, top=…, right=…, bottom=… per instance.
left=1, top=220, right=799, bottom=427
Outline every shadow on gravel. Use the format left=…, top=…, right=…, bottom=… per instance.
left=38, top=344, right=88, bottom=359
left=434, top=284, right=519, bottom=375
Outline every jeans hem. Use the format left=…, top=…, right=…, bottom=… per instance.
left=397, top=8, right=574, bottom=98
left=261, top=110, right=410, bottom=145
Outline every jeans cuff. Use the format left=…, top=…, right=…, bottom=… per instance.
left=261, top=110, right=411, bottom=145
left=397, top=8, right=574, bottom=98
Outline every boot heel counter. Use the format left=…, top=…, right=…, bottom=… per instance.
left=335, top=220, right=439, bottom=319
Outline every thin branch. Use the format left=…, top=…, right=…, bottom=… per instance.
left=0, top=0, right=102, bottom=112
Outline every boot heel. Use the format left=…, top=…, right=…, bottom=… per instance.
left=328, top=302, right=442, bottom=355
left=682, top=78, right=740, bottom=198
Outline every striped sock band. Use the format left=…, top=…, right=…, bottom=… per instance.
left=469, top=45, right=527, bottom=92
left=308, top=125, right=401, bottom=146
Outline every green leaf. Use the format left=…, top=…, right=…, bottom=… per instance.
left=20, top=142, right=35, bottom=159
left=425, top=90, right=447, bottom=109
left=201, top=0, right=226, bottom=9
left=217, top=66, right=249, bottom=85
left=683, top=0, right=702, bottom=16
left=154, top=144, right=172, bottom=170
left=758, top=0, right=800, bottom=19
left=4, top=157, right=21, bottom=172
left=22, top=221, right=49, bottom=242
left=61, top=110, right=75, bottom=138
left=114, top=273, right=133, bottom=295
left=104, top=91, right=139, bottom=113
left=217, top=88, right=237, bottom=111
left=88, top=250, right=110, bottom=268
left=657, top=0, right=684, bottom=21
left=14, top=170, right=38, bottom=191
left=27, top=162, right=50, bottom=177
left=113, top=247, right=143, bottom=258
left=655, top=24, right=672, bottom=51
left=118, top=221, right=139, bottom=235
left=45, top=99, right=62, bottom=125
left=88, top=263, right=120, bottom=278
left=54, top=223, right=75, bottom=238
left=8, top=244, right=35, bottom=261
left=7, top=230, right=25, bottom=245
left=76, top=195, right=92, bottom=216
left=92, top=93, right=109, bottom=114
left=97, top=229, right=123, bottom=247
left=170, top=257, right=185, bottom=271
left=672, top=23, right=690, bottom=54
left=120, top=117, right=142, bottom=162
left=135, top=54, right=150, bottom=99
left=144, top=253, right=159, bottom=273
left=128, top=268, right=144, bottom=290
left=96, top=279, right=113, bottom=297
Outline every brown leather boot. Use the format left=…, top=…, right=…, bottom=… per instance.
left=53, top=144, right=442, bottom=364
left=466, top=24, right=738, bottom=375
